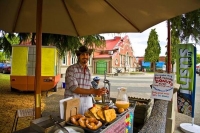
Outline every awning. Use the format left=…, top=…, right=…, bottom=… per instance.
left=142, top=61, right=151, bottom=68
left=156, top=62, right=165, bottom=68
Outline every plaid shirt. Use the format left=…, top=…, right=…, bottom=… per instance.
left=64, top=63, right=91, bottom=98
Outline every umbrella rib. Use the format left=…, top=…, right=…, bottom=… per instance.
left=105, top=0, right=141, bottom=32
left=12, top=0, right=24, bottom=32
left=62, top=0, right=80, bottom=36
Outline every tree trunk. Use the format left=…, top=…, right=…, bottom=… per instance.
left=172, top=63, right=174, bottom=73
left=153, top=62, right=156, bottom=72
left=139, top=100, right=168, bottom=133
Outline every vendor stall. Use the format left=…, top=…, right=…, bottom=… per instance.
left=13, top=107, right=135, bottom=133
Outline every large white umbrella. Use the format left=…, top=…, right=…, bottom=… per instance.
left=0, top=0, right=200, bottom=118
left=1, top=0, right=200, bottom=36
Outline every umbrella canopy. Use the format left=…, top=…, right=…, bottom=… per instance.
left=1, top=0, right=200, bottom=36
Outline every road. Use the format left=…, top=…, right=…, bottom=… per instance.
left=98, top=74, right=153, bottom=93
left=94, top=73, right=200, bottom=98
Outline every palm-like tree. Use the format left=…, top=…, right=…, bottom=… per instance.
left=0, top=30, right=20, bottom=57
left=0, top=31, right=105, bottom=57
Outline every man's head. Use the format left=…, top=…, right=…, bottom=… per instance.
left=75, top=45, right=93, bottom=65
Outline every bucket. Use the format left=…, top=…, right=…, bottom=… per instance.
left=62, top=82, right=66, bottom=88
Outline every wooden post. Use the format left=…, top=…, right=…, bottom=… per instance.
left=165, top=20, right=177, bottom=133
left=167, top=20, right=171, bottom=73
left=35, top=0, right=43, bottom=118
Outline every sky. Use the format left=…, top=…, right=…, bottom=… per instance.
left=101, top=21, right=200, bottom=57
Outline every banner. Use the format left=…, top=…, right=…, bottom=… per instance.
left=151, top=73, right=174, bottom=101
left=176, top=44, right=196, bottom=117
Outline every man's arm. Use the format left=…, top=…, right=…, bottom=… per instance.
left=73, top=87, right=105, bottom=96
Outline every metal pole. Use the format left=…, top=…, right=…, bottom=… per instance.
left=167, top=20, right=171, bottom=73
left=35, top=0, right=43, bottom=118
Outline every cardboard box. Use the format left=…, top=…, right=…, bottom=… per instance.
left=64, top=98, right=80, bottom=122
left=59, top=97, right=73, bottom=119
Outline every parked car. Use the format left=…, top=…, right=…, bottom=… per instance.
left=0, top=63, right=5, bottom=73
left=2, top=63, right=11, bottom=74
left=197, top=68, right=200, bottom=74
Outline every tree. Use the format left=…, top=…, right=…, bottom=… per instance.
left=0, top=52, right=6, bottom=62
left=169, top=9, right=200, bottom=71
left=165, top=30, right=180, bottom=72
left=0, top=31, right=105, bottom=58
left=144, top=29, right=161, bottom=72
left=170, top=9, right=200, bottom=43
left=197, top=54, right=200, bottom=64
left=0, top=31, right=20, bottom=57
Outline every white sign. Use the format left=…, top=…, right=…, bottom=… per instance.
left=151, top=73, right=174, bottom=101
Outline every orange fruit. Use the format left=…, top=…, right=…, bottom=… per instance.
left=118, top=108, right=125, bottom=113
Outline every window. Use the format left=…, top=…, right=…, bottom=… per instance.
left=115, top=59, right=118, bottom=65
left=71, top=55, right=77, bottom=65
left=88, top=56, right=92, bottom=66
left=120, top=55, right=123, bottom=65
left=62, top=56, right=66, bottom=65
left=123, top=55, right=126, bottom=65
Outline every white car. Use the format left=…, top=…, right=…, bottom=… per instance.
left=196, top=68, right=200, bottom=74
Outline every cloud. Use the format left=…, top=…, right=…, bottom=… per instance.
left=127, top=21, right=168, bottom=56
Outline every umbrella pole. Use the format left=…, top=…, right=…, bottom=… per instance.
left=34, top=0, right=43, bottom=119
left=167, top=20, right=171, bottom=73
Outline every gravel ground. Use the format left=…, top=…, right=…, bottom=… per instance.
left=0, top=74, right=45, bottom=133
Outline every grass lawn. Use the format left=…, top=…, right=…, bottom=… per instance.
left=130, top=71, right=155, bottom=75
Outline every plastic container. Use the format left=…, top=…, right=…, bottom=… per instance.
left=115, top=87, right=129, bottom=109
left=62, top=82, right=66, bottom=88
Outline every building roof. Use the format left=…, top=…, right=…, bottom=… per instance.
left=94, top=35, right=132, bottom=58
left=105, top=36, right=121, bottom=50
left=94, top=36, right=122, bottom=58
left=93, top=54, right=111, bottom=58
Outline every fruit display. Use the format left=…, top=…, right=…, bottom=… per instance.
left=118, top=108, right=125, bottom=114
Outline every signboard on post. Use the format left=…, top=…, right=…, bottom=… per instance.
left=176, top=44, right=196, bottom=117
left=151, top=73, right=174, bottom=101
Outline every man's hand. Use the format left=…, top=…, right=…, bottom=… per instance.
left=73, top=87, right=108, bottom=96
left=95, top=87, right=107, bottom=97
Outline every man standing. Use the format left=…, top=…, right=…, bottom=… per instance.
left=64, top=45, right=106, bottom=114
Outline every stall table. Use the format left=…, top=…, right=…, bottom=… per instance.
left=13, top=109, right=134, bottom=133
left=100, top=109, right=134, bottom=133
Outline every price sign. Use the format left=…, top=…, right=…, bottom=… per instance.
left=151, top=73, right=174, bottom=101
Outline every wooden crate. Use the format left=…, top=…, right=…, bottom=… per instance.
left=128, top=97, right=153, bottom=132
